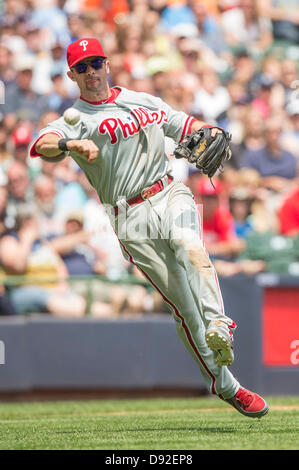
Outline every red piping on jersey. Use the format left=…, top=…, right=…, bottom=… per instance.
left=179, top=116, right=196, bottom=143
left=80, top=87, right=121, bottom=105
left=30, top=131, right=64, bottom=158
left=188, top=117, right=197, bottom=134
left=117, top=238, right=218, bottom=396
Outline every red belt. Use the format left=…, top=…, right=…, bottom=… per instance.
left=113, top=175, right=173, bottom=216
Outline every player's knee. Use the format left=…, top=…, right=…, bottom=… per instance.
left=183, top=241, right=211, bottom=271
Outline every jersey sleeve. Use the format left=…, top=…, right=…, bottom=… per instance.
left=149, top=95, right=196, bottom=142
left=29, top=116, right=83, bottom=158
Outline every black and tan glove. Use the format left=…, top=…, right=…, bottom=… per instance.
left=174, top=126, right=232, bottom=179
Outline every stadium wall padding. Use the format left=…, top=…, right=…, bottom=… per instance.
left=0, top=275, right=298, bottom=395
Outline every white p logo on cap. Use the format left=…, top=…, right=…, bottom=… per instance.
left=79, top=40, right=88, bottom=51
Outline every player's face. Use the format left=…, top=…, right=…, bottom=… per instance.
left=67, top=56, right=110, bottom=94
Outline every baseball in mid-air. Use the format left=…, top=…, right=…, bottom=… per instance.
left=63, top=107, right=81, bottom=125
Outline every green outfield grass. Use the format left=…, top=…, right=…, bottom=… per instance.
left=0, top=396, right=298, bottom=450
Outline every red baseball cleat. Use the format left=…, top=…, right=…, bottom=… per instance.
left=224, top=387, right=269, bottom=418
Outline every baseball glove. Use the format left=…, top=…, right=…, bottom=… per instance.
left=174, top=126, right=232, bottom=179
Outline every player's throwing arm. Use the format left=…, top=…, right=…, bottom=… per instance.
left=35, top=133, right=99, bottom=163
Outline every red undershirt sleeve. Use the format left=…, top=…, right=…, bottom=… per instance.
left=29, top=130, right=65, bottom=158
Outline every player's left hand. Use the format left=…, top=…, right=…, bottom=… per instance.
left=173, top=127, right=232, bottom=178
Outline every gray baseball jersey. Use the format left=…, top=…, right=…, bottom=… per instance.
left=31, top=87, right=194, bottom=206
left=30, top=86, right=239, bottom=399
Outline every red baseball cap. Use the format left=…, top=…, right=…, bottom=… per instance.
left=196, top=178, right=222, bottom=196
left=11, top=126, right=32, bottom=146
left=67, top=37, right=107, bottom=68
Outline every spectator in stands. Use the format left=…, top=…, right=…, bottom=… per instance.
left=49, top=210, right=152, bottom=318
left=2, top=54, right=48, bottom=122
left=255, top=56, right=285, bottom=111
left=229, top=187, right=254, bottom=239
left=0, top=182, right=10, bottom=236
left=280, top=100, right=299, bottom=161
left=0, top=12, right=27, bottom=59
left=164, top=71, right=199, bottom=113
left=226, top=79, right=249, bottom=108
left=29, top=0, right=70, bottom=45
left=0, top=120, right=14, bottom=168
left=193, top=68, right=231, bottom=122
left=229, top=106, right=266, bottom=169
left=255, top=57, right=286, bottom=111
left=190, top=0, right=229, bottom=56
left=82, top=0, right=130, bottom=31
left=34, top=174, right=63, bottom=238
left=10, top=122, right=32, bottom=163
left=220, top=0, right=273, bottom=54
left=78, top=173, right=130, bottom=280
left=185, top=165, right=203, bottom=197
left=260, top=0, right=299, bottom=44
left=236, top=167, right=264, bottom=199
left=232, top=50, right=257, bottom=98
left=6, top=161, right=33, bottom=225
left=67, top=14, right=86, bottom=43
left=251, top=73, right=276, bottom=119
left=115, top=22, right=147, bottom=78
left=108, top=52, right=127, bottom=86
left=50, top=210, right=107, bottom=276
left=53, top=160, right=89, bottom=220
left=246, top=180, right=279, bottom=235
left=30, top=40, right=70, bottom=97
left=213, top=253, right=267, bottom=277
left=0, top=212, right=86, bottom=316
left=215, top=93, right=248, bottom=152
left=240, top=116, right=298, bottom=191
left=38, top=110, right=60, bottom=131
left=130, top=0, right=160, bottom=40
left=194, top=177, right=244, bottom=259
left=278, top=184, right=299, bottom=236
left=47, top=67, right=74, bottom=114
left=131, top=76, right=155, bottom=95
left=0, top=284, right=18, bottom=315
left=0, top=43, right=15, bottom=86
left=176, top=37, right=202, bottom=75
left=24, top=23, right=52, bottom=95
left=280, top=59, right=299, bottom=107
left=160, top=0, right=196, bottom=31
left=2, top=0, right=298, bottom=284
left=33, top=111, right=61, bottom=180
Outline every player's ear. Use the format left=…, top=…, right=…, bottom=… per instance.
left=67, top=70, right=76, bottom=82
left=105, top=60, right=110, bottom=74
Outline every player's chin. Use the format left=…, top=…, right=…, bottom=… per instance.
left=85, top=78, right=101, bottom=89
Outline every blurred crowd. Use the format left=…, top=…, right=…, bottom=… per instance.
left=0, top=0, right=299, bottom=316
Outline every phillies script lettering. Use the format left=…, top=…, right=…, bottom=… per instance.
left=99, top=107, right=168, bottom=144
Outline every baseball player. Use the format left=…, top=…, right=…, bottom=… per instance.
left=30, top=38, right=268, bottom=418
